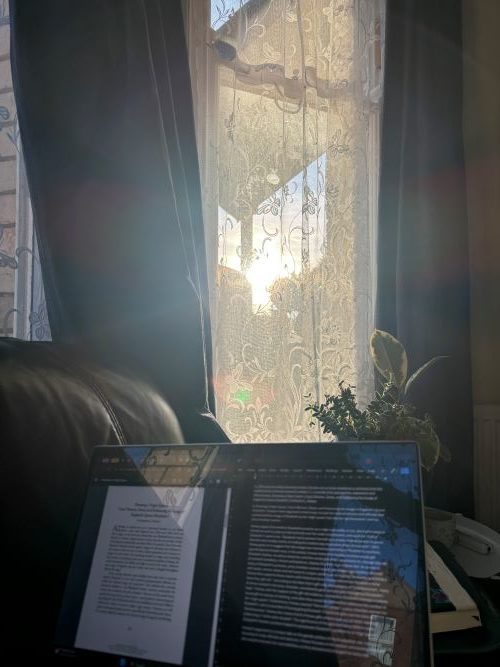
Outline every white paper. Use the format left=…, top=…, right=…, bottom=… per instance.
left=75, top=485, right=204, bottom=664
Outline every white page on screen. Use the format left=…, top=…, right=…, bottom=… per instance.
left=75, top=485, right=204, bottom=664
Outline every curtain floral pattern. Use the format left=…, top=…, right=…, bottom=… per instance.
left=188, top=0, right=385, bottom=441
left=0, top=4, right=49, bottom=341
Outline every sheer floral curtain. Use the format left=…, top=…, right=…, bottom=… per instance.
left=0, top=2, right=49, bottom=341
left=192, top=0, right=384, bottom=442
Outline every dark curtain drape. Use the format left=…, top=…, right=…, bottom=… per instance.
left=377, top=0, right=473, bottom=515
left=10, top=0, right=228, bottom=442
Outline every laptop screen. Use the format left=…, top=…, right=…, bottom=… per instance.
left=55, top=442, right=432, bottom=667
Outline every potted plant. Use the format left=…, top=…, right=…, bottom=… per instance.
left=306, top=329, right=451, bottom=472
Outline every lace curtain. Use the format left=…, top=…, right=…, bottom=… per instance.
left=186, top=0, right=385, bottom=441
left=0, top=3, right=49, bottom=341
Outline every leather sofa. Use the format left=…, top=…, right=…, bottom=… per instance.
left=0, top=338, right=184, bottom=662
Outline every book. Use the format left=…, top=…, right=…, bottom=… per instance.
left=426, top=541, right=482, bottom=634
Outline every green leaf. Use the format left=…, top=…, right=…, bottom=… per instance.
left=370, top=329, right=408, bottom=389
left=404, top=355, right=449, bottom=397
left=438, top=440, right=452, bottom=463
left=417, top=428, right=441, bottom=470
left=385, top=417, right=441, bottom=471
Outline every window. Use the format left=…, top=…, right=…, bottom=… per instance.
left=187, top=0, right=385, bottom=441
left=0, top=3, right=49, bottom=341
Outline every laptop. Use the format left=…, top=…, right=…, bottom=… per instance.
left=54, top=442, right=433, bottom=666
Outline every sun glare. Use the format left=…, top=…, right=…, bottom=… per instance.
left=245, top=257, right=287, bottom=310
left=218, top=155, right=327, bottom=311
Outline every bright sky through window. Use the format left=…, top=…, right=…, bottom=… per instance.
left=218, top=155, right=327, bottom=310
left=211, top=0, right=251, bottom=29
